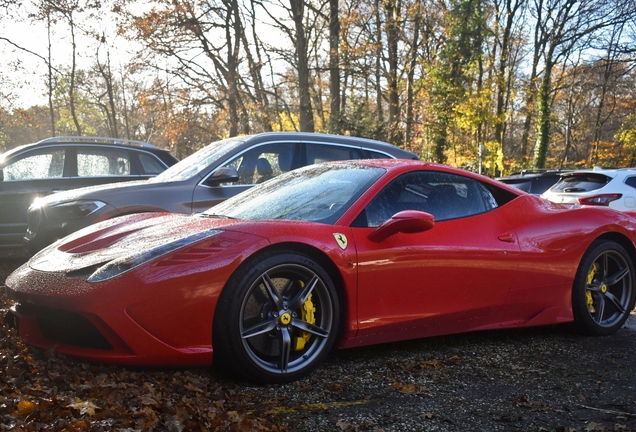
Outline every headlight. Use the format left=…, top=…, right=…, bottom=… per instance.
left=39, top=200, right=107, bottom=220
left=87, top=229, right=224, bottom=283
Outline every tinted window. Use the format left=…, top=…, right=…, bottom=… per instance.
left=532, top=176, right=561, bottom=194
left=552, top=174, right=609, bottom=193
left=357, top=171, right=496, bottom=227
left=363, top=149, right=392, bottom=159
left=138, top=153, right=166, bottom=174
left=219, top=142, right=296, bottom=185
left=625, top=176, right=636, bottom=190
left=3, top=149, right=65, bottom=180
left=77, top=148, right=130, bottom=176
left=306, top=143, right=363, bottom=164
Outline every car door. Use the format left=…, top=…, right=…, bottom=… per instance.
left=0, top=146, right=70, bottom=248
left=66, top=146, right=140, bottom=188
left=349, top=170, right=521, bottom=344
left=191, top=141, right=299, bottom=213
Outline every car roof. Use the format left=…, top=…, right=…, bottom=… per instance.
left=561, top=167, right=636, bottom=180
left=1, top=136, right=177, bottom=167
left=1, top=136, right=161, bottom=159
left=238, top=132, right=418, bottom=158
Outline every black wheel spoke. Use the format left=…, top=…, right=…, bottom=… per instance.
left=288, top=275, right=319, bottom=310
left=262, top=272, right=283, bottom=309
left=586, top=283, right=601, bottom=293
left=601, top=253, right=609, bottom=279
left=604, top=267, right=629, bottom=287
left=292, top=318, right=329, bottom=338
left=279, top=327, right=292, bottom=373
left=242, top=318, right=277, bottom=339
left=594, top=295, right=606, bottom=324
left=604, top=291, right=627, bottom=314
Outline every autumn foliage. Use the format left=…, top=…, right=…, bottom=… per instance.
left=1, top=0, right=635, bottom=176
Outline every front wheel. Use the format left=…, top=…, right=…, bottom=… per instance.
left=572, top=240, right=636, bottom=335
left=213, top=250, right=340, bottom=383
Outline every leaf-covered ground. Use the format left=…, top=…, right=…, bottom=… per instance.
left=2, top=257, right=636, bottom=431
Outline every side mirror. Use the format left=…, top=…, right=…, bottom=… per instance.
left=205, top=167, right=240, bottom=186
left=368, top=210, right=435, bottom=243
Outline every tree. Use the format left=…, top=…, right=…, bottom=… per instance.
left=531, top=0, right=625, bottom=168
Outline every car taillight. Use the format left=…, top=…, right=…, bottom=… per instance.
left=577, top=194, right=622, bottom=206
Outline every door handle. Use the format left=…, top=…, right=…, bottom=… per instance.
left=498, top=233, right=515, bottom=243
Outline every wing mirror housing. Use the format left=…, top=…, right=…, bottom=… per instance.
left=368, top=210, right=435, bottom=243
left=205, top=167, right=240, bottom=186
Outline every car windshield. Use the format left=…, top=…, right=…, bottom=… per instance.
left=203, top=163, right=385, bottom=224
left=551, top=173, right=610, bottom=193
left=150, top=137, right=245, bottom=182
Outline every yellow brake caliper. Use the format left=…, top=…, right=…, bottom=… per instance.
left=586, top=263, right=597, bottom=313
left=294, top=281, right=316, bottom=351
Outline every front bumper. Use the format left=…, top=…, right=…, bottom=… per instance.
left=4, top=264, right=215, bottom=366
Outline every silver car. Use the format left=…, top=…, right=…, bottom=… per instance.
left=25, top=132, right=418, bottom=253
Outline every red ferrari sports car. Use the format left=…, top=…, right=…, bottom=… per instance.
left=5, top=159, right=636, bottom=383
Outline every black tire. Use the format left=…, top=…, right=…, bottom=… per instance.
left=213, top=250, right=340, bottom=383
left=572, top=240, right=636, bottom=335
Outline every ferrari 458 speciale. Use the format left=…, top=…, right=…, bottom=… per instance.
left=5, top=159, right=636, bottom=383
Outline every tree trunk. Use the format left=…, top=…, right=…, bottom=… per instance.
left=374, top=0, right=384, bottom=127
left=533, top=56, right=553, bottom=168
left=384, top=0, right=400, bottom=144
left=46, top=8, right=55, bottom=136
left=290, top=0, right=314, bottom=132
left=68, top=12, right=82, bottom=136
left=328, top=0, right=341, bottom=134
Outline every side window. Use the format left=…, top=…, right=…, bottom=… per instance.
left=3, top=149, right=65, bottom=181
left=355, top=171, right=495, bottom=228
left=77, top=148, right=130, bottom=177
left=306, top=143, right=363, bottom=164
left=625, top=176, right=636, bottom=190
left=362, top=149, right=392, bottom=159
left=218, top=143, right=295, bottom=186
left=138, top=153, right=166, bottom=175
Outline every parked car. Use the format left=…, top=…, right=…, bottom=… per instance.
left=7, top=159, right=636, bottom=383
left=541, top=167, right=636, bottom=211
left=496, top=169, right=568, bottom=195
left=24, top=132, right=418, bottom=253
left=0, top=136, right=177, bottom=252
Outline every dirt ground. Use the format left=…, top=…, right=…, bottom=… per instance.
left=1, top=256, right=635, bottom=431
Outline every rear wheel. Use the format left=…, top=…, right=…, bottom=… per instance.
left=213, top=250, right=340, bottom=383
left=572, top=240, right=635, bottom=335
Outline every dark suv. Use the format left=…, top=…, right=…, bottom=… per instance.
left=0, top=136, right=177, bottom=252
left=25, top=132, right=418, bottom=253
left=495, top=170, right=569, bottom=196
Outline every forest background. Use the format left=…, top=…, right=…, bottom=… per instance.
left=1, top=0, right=635, bottom=177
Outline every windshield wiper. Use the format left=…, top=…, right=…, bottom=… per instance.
left=196, top=213, right=236, bottom=219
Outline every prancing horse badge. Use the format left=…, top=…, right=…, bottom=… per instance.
left=333, top=233, right=348, bottom=250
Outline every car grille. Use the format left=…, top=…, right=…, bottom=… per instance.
left=16, top=303, right=112, bottom=350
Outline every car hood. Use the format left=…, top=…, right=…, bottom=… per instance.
left=27, top=212, right=250, bottom=273
left=35, top=179, right=157, bottom=205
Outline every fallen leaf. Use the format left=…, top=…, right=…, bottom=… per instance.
left=67, top=399, right=99, bottom=416
left=14, top=400, right=37, bottom=418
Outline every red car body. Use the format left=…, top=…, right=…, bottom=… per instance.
left=5, top=160, right=636, bottom=383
